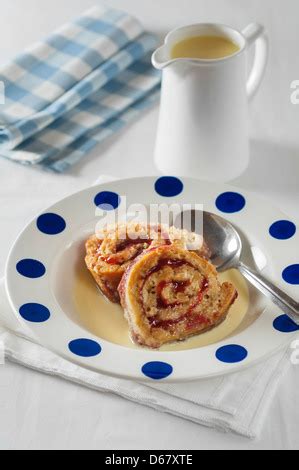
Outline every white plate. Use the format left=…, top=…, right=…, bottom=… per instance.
left=5, top=177, right=299, bottom=382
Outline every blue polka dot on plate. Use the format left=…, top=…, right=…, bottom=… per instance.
left=68, top=338, right=102, bottom=357
left=142, top=361, right=173, bottom=380
left=282, top=264, right=299, bottom=285
left=155, top=176, right=183, bottom=197
left=16, top=259, right=46, bottom=278
left=19, top=303, right=50, bottom=323
left=273, top=314, right=299, bottom=333
left=269, top=220, right=296, bottom=240
left=216, top=344, right=248, bottom=363
left=37, top=213, right=66, bottom=235
left=216, top=192, right=246, bottom=213
left=94, top=191, right=121, bottom=210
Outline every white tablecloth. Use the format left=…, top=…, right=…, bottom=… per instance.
left=0, top=0, right=298, bottom=450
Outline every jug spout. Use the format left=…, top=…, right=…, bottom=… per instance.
left=152, top=44, right=177, bottom=70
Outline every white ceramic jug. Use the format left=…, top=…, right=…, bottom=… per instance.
left=152, top=23, right=268, bottom=181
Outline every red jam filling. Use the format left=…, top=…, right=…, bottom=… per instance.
left=144, top=258, right=188, bottom=280
left=156, top=280, right=191, bottom=308
left=116, top=238, right=150, bottom=252
left=149, top=311, right=210, bottom=330
left=140, top=256, right=210, bottom=330
left=186, top=277, right=209, bottom=315
left=186, top=313, right=211, bottom=330
left=100, top=238, right=151, bottom=265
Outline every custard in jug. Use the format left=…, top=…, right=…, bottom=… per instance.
left=171, top=35, right=240, bottom=59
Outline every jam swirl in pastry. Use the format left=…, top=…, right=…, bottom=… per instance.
left=118, top=244, right=238, bottom=348
left=85, top=223, right=209, bottom=303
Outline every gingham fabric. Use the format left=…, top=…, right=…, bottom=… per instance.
left=0, top=6, right=160, bottom=172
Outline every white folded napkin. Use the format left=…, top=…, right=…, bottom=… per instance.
left=0, top=175, right=292, bottom=439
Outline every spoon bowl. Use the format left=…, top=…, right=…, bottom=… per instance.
left=175, top=209, right=299, bottom=324
left=177, top=209, right=242, bottom=272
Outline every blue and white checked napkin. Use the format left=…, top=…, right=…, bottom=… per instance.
left=0, top=6, right=160, bottom=172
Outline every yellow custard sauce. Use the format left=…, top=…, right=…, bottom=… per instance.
left=171, top=35, right=240, bottom=60
left=73, top=262, right=249, bottom=351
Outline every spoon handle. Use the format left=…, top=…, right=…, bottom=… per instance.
left=238, top=261, right=299, bottom=324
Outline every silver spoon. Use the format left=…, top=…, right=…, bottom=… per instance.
left=175, top=210, right=299, bottom=324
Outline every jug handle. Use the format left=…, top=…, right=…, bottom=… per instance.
left=242, top=23, right=268, bottom=100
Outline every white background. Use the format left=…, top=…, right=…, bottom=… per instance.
left=0, top=0, right=299, bottom=449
